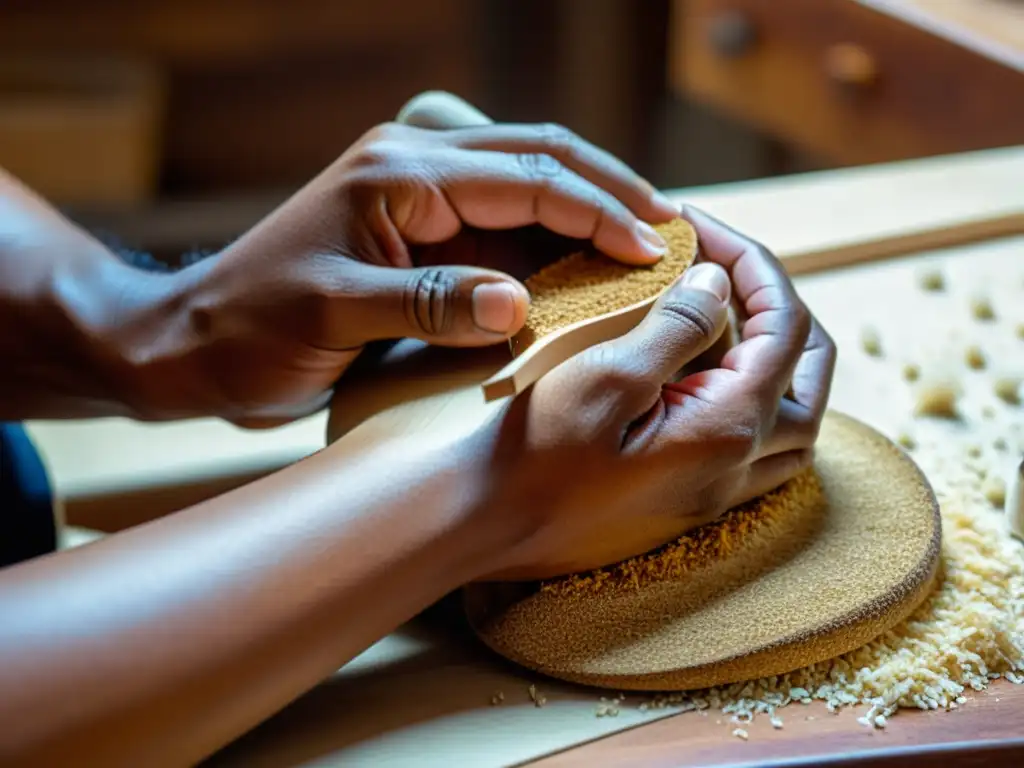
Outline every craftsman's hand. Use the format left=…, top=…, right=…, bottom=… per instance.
left=170, top=113, right=677, bottom=425
left=472, top=208, right=837, bottom=580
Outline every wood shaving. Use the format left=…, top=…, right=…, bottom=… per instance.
left=902, top=363, right=921, bottom=382
left=983, top=476, right=1006, bottom=508
left=995, top=377, right=1021, bottom=406
left=914, top=380, right=960, bottom=419
left=860, top=327, right=883, bottom=357
left=917, top=268, right=945, bottom=292
left=969, top=295, right=995, bottom=321
left=527, top=684, right=547, bottom=707
left=964, top=346, right=986, bottom=370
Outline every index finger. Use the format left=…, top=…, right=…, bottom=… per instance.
left=447, top=123, right=679, bottom=224
left=681, top=205, right=811, bottom=403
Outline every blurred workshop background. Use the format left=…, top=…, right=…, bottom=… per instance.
left=1, top=0, right=1021, bottom=263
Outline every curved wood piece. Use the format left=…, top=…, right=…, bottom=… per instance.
left=480, top=293, right=662, bottom=402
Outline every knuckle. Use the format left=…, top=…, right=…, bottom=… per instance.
left=517, top=151, right=565, bottom=184
left=793, top=448, right=815, bottom=471
left=790, top=409, right=822, bottom=444
left=350, top=123, right=416, bottom=170
left=402, top=269, right=458, bottom=336
left=536, top=122, right=578, bottom=156
left=820, top=325, right=838, bottom=359
left=713, top=420, right=761, bottom=463
left=656, top=300, right=717, bottom=341
left=365, top=121, right=406, bottom=144
left=791, top=301, right=813, bottom=341
left=574, top=345, right=658, bottom=405
left=351, top=140, right=399, bottom=171
left=752, top=240, right=777, bottom=262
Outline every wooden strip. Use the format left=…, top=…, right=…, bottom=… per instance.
left=780, top=210, right=1024, bottom=276
left=480, top=297, right=657, bottom=402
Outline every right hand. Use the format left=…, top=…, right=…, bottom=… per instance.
left=472, top=206, right=837, bottom=581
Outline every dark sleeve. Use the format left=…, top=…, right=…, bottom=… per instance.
left=0, top=423, right=58, bottom=568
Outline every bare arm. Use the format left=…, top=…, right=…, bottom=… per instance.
left=0, top=167, right=195, bottom=420
left=0, top=434, right=517, bottom=767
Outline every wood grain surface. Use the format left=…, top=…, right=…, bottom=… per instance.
left=530, top=681, right=1024, bottom=767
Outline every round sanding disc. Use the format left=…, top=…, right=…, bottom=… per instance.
left=463, top=411, right=941, bottom=691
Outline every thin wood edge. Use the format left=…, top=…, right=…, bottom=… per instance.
left=480, top=295, right=661, bottom=403
left=777, top=210, right=1024, bottom=276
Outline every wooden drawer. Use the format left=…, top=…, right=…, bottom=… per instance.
left=669, top=0, right=1024, bottom=166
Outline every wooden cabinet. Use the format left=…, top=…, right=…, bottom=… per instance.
left=670, top=0, right=1024, bottom=166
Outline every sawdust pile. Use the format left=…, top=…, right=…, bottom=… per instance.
left=632, top=490, right=1024, bottom=729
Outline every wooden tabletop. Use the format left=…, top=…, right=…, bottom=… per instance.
left=533, top=683, right=1024, bottom=767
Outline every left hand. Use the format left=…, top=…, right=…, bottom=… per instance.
left=156, top=97, right=678, bottom=426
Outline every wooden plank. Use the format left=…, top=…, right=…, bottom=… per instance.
left=530, top=684, right=1024, bottom=767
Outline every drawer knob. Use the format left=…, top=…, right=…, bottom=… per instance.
left=708, top=10, right=757, bottom=58
left=824, top=43, right=879, bottom=90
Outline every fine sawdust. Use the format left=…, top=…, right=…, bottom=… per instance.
left=511, top=217, right=697, bottom=356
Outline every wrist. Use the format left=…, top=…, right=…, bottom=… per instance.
left=440, top=427, right=563, bottom=582
left=42, top=245, right=222, bottom=420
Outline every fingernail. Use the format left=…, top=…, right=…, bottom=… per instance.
left=680, top=263, right=730, bottom=303
left=651, top=190, right=679, bottom=216
left=635, top=221, right=668, bottom=259
left=472, top=282, right=521, bottom=334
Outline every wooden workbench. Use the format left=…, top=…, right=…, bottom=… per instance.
left=26, top=145, right=1024, bottom=767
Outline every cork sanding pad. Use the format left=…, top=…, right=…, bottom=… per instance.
left=464, top=411, right=941, bottom=691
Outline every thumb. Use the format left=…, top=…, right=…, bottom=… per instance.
left=342, top=261, right=532, bottom=347
left=607, top=262, right=732, bottom=383
left=396, top=91, right=493, bottom=130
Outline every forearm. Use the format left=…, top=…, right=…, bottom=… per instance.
left=0, top=435, right=510, bottom=766
left=0, top=168, right=202, bottom=420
